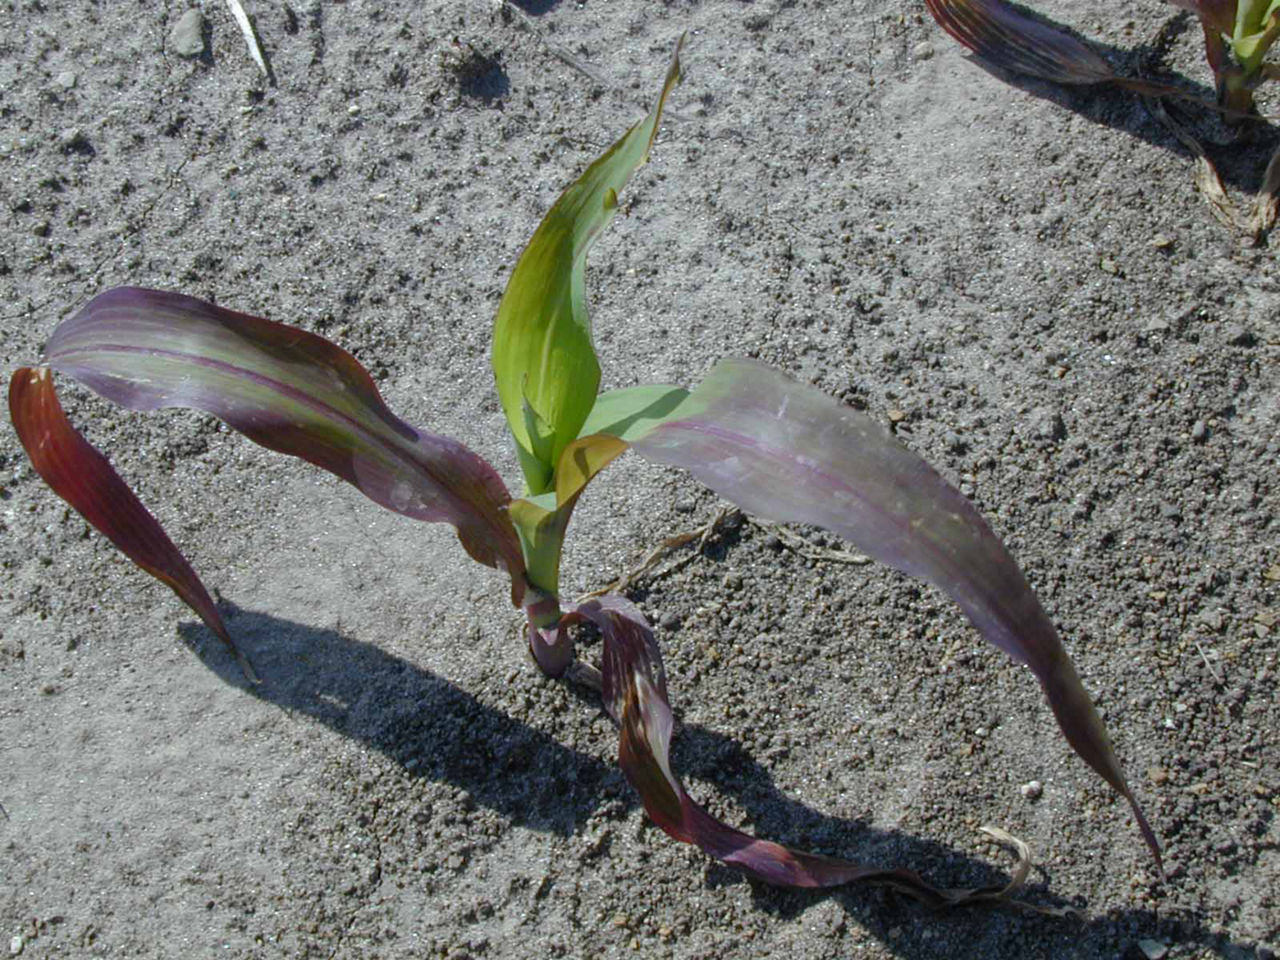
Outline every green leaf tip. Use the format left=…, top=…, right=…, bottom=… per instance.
left=491, top=35, right=685, bottom=495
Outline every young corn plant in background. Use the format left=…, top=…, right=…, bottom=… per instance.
left=9, top=42, right=1160, bottom=906
left=924, top=0, right=1280, bottom=237
left=1170, top=0, right=1280, bottom=114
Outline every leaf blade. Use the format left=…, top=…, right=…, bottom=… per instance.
left=615, top=359, right=1158, bottom=865
left=491, top=38, right=684, bottom=493
left=924, top=0, right=1117, bottom=85
left=554, top=384, right=688, bottom=505
left=35, top=286, right=527, bottom=602
left=578, top=595, right=1037, bottom=904
left=9, top=365, right=258, bottom=681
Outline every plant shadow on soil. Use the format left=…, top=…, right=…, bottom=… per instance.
left=955, top=8, right=1280, bottom=194
left=180, top=608, right=1253, bottom=959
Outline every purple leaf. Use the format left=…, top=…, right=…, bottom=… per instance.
left=9, top=365, right=258, bottom=681
left=14, top=287, right=527, bottom=625
left=608, top=359, right=1158, bottom=865
left=924, top=0, right=1243, bottom=114
left=924, top=0, right=1117, bottom=85
left=573, top=595, right=1039, bottom=904
left=1166, top=0, right=1238, bottom=35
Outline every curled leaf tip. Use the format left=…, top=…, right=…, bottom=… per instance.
left=8, top=362, right=257, bottom=682
left=576, top=595, right=1059, bottom=907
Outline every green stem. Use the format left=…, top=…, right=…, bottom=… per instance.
left=510, top=492, right=577, bottom=676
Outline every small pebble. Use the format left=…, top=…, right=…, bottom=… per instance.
left=1020, top=780, right=1043, bottom=800
left=1191, top=419, right=1207, bottom=443
left=1033, top=408, right=1066, bottom=441
left=1137, top=938, right=1168, bottom=960
left=59, top=127, right=90, bottom=152
left=54, top=70, right=77, bottom=90
left=8, top=935, right=22, bottom=956
left=170, top=8, right=207, bottom=58
left=673, top=498, right=696, bottom=514
left=1100, top=257, right=1120, bottom=275
left=1222, top=323, right=1255, bottom=346
left=912, top=41, right=934, bottom=60
left=887, top=408, right=907, bottom=423
left=1198, top=609, right=1223, bottom=631
left=1149, top=233, right=1174, bottom=250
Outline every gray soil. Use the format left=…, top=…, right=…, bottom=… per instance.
left=1, top=1, right=1277, bottom=958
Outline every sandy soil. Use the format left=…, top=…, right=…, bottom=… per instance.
left=1, top=1, right=1277, bottom=958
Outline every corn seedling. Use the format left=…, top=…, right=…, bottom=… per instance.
left=925, top=0, right=1280, bottom=237
left=9, top=41, right=1159, bottom=906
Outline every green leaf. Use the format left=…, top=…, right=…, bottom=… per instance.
left=577, top=383, right=690, bottom=441
left=491, top=37, right=684, bottom=495
left=551, top=384, right=689, bottom=506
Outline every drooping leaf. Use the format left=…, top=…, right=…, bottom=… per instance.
left=490, top=38, right=684, bottom=495
left=9, top=366, right=259, bottom=682
left=925, top=0, right=1236, bottom=108
left=565, top=359, right=1160, bottom=865
left=572, top=595, right=1040, bottom=904
left=923, top=0, right=1117, bottom=85
left=12, top=287, right=528, bottom=630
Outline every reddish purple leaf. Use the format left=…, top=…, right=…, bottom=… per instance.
left=586, top=359, right=1159, bottom=866
left=10, top=288, right=529, bottom=666
left=46, top=287, right=523, bottom=586
left=572, top=595, right=1036, bottom=904
left=9, top=366, right=258, bottom=681
left=1166, top=0, right=1238, bottom=36
left=924, top=0, right=1117, bottom=85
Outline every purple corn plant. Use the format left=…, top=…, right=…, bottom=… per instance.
left=9, top=40, right=1160, bottom=904
left=1171, top=0, right=1280, bottom=113
left=924, top=0, right=1280, bottom=115
left=924, top=0, right=1280, bottom=236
